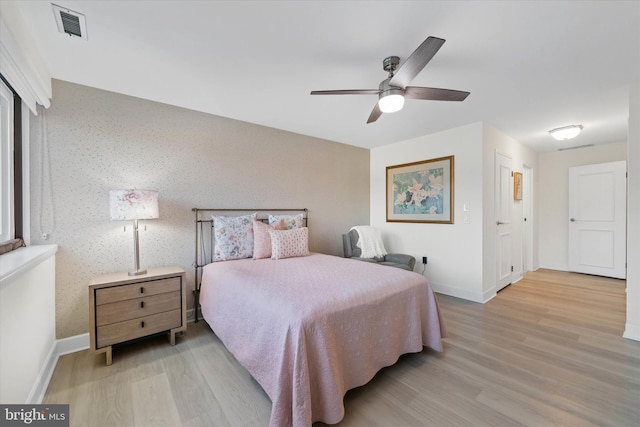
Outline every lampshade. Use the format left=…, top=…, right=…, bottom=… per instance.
left=109, top=190, right=159, bottom=221
left=549, top=125, right=583, bottom=141
left=378, top=90, right=405, bottom=113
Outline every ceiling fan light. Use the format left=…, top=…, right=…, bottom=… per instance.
left=549, top=124, right=583, bottom=141
left=378, top=91, right=405, bottom=113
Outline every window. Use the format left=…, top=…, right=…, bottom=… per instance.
left=0, top=77, right=14, bottom=243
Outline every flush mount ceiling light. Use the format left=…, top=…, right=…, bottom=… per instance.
left=549, top=124, right=583, bottom=141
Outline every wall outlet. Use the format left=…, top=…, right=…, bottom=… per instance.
left=422, top=256, right=428, bottom=265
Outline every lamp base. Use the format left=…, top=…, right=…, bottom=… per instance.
left=129, top=219, right=147, bottom=277
left=128, top=269, right=147, bottom=276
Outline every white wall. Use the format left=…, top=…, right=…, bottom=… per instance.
left=30, top=80, right=370, bottom=339
left=0, top=246, right=57, bottom=403
left=371, top=123, right=485, bottom=302
left=537, top=142, right=627, bottom=271
left=371, top=121, right=537, bottom=303
left=625, top=82, right=640, bottom=341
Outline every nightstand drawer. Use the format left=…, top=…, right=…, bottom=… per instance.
left=96, top=291, right=181, bottom=326
left=95, top=277, right=180, bottom=305
left=97, top=309, right=182, bottom=348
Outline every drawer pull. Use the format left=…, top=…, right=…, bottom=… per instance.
left=141, top=321, right=145, bottom=328
left=140, top=301, right=144, bottom=308
left=140, top=287, right=144, bottom=294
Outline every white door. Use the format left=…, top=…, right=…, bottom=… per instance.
left=568, top=161, right=627, bottom=279
left=496, top=152, right=512, bottom=291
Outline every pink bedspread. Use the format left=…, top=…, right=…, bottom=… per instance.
left=199, top=253, right=446, bottom=427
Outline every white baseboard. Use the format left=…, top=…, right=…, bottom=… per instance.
left=27, top=334, right=89, bottom=404
left=188, top=307, right=206, bottom=323
left=26, top=340, right=56, bottom=404
left=538, top=262, right=569, bottom=272
left=56, top=333, right=90, bottom=356
left=482, top=289, right=497, bottom=303
left=623, top=323, right=640, bottom=342
left=431, top=282, right=487, bottom=303
left=28, top=311, right=205, bottom=403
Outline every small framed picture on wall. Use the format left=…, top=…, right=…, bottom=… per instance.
left=514, top=171, right=523, bottom=200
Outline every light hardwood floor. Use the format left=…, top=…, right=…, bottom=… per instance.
left=44, top=269, right=640, bottom=426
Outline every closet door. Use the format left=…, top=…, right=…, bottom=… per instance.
left=495, top=151, right=512, bottom=291
left=568, top=161, right=626, bottom=279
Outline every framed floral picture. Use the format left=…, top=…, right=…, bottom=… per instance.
left=386, top=155, right=454, bottom=224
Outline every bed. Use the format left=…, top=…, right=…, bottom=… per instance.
left=193, top=208, right=446, bottom=427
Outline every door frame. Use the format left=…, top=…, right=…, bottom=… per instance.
left=523, top=165, right=534, bottom=272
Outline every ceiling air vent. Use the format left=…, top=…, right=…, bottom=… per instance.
left=52, top=4, right=87, bottom=40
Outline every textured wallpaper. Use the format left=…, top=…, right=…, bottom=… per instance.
left=30, top=80, right=370, bottom=339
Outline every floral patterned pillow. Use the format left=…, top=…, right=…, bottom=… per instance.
left=268, top=213, right=304, bottom=229
left=269, top=227, right=310, bottom=260
left=212, top=213, right=257, bottom=261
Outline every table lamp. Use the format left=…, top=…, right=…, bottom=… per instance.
left=109, top=189, right=159, bottom=276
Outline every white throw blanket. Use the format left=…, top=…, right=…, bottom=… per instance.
left=350, top=226, right=388, bottom=258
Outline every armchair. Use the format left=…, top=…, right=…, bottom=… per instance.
left=342, top=229, right=416, bottom=271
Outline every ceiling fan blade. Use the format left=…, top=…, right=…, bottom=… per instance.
left=367, top=103, right=383, bottom=124
left=310, top=89, right=380, bottom=95
left=404, top=86, right=470, bottom=101
left=389, top=37, right=445, bottom=88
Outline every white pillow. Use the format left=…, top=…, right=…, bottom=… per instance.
left=269, top=213, right=304, bottom=229
left=269, top=227, right=310, bottom=260
left=212, top=213, right=256, bottom=261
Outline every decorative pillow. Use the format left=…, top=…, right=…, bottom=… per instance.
left=269, top=227, right=310, bottom=260
left=212, top=213, right=257, bottom=261
left=269, top=213, right=304, bottom=229
left=252, top=218, right=286, bottom=259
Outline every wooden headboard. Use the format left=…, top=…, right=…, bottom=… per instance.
left=191, top=208, right=308, bottom=321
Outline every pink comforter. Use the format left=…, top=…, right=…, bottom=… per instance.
left=200, top=253, right=446, bottom=427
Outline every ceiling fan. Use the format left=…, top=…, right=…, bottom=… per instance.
left=310, top=36, right=470, bottom=123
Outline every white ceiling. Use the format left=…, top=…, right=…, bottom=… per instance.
left=8, top=0, right=640, bottom=152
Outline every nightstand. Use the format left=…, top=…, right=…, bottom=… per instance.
left=88, top=266, right=187, bottom=365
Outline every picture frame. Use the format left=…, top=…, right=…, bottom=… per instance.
left=386, top=155, right=454, bottom=224
left=514, top=171, right=523, bottom=200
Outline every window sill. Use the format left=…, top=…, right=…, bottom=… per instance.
left=0, top=244, right=58, bottom=287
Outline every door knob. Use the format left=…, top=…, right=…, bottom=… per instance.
left=570, top=218, right=576, bottom=222
left=496, top=221, right=506, bottom=225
